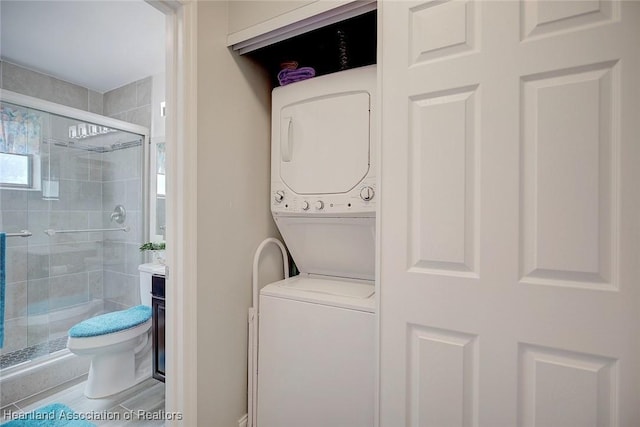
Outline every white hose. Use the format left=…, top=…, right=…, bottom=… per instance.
left=249, top=238, right=289, bottom=427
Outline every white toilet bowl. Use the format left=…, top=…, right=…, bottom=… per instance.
left=67, top=263, right=163, bottom=398
left=67, top=305, right=153, bottom=398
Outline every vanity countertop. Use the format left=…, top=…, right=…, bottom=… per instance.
left=139, top=262, right=166, bottom=276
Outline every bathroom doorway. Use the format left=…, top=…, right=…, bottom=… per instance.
left=0, top=0, right=166, bottom=408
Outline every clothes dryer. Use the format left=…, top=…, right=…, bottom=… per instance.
left=270, top=64, right=377, bottom=280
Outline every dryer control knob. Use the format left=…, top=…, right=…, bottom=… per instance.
left=314, top=200, right=324, bottom=210
left=274, top=190, right=285, bottom=203
left=301, top=201, right=310, bottom=211
left=360, top=186, right=375, bottom=201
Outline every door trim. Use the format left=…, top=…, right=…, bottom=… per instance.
left=146, top=0, right=198, bottom=425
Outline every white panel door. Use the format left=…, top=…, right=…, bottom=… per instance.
left=379, top=1, right=640, bottom=426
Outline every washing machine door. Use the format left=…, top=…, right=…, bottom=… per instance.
left=278, top=91, right=371, bottom=195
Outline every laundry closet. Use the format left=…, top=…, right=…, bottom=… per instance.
left=204, top=1, right=640, bottom=426
left=227, top=3, right=378, bottom=427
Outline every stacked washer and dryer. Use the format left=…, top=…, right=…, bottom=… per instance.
left=256, top=65, right=377, bottom=427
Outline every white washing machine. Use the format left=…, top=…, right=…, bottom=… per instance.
left=257, top=65, right=377, bottom=427
left=257, top=277, right=374, bottom=427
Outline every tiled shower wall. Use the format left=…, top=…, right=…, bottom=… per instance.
left=0, top=61, right=105, bottom=114
left=101, top=145, right=144, bottom=312
left=101, top=78, right=149, bottom=312
left=0, top=60, right=149, bottom=353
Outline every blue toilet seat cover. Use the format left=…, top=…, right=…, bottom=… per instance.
left=69, top=305, right=152, bottom=338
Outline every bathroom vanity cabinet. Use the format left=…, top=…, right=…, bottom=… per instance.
left=152, top=274, right=166, bottom=382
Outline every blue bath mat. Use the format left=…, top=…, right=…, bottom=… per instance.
left=1, top=403, right=95, bottom=426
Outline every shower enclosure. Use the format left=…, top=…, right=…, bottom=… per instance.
left=0, top=90, right=148, bottom=376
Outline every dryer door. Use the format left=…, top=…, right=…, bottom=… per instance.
left=279, top=91, right=370, bottom=194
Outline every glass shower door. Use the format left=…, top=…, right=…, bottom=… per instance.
left=0, top=102, right=51, bottom=367
left=0, top=100, right=145, bottom=370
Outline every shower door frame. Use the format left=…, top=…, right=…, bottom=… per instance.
left=0, top=88, right=150, bottom=369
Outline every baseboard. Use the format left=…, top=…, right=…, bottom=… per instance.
left=238, top=413, right=248, bottom=427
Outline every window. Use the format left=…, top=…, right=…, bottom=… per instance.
left=0, top=152, right=33, bottom=188
left=1, top=103, right=43, bottom=190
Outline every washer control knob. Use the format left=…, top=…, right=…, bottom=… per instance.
left=360, top=186, right=375, bottom=201
left=274, top=190, right=285, bottom=203
left=301, top=201, right=310, bottom=211
left=314, top=200, right=324, bottom=210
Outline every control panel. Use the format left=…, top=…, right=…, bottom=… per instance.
left=271, top=177, right=376, bottom=214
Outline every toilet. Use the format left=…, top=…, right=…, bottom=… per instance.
left=67, top=263, right=164, bottom=398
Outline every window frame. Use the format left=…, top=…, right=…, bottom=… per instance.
left=0, top=152, right=34, bottom=189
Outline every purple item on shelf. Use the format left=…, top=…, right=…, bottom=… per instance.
left=278, top=67, right=316, bottom=86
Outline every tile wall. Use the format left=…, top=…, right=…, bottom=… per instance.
left=101, top=78, right=149, bottom=312
left=0, top=61, right=104, bottom=114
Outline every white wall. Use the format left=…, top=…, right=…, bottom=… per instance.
left=228, top=0, right=314, bottom=34
left=196, top=2, right=284, bottom=425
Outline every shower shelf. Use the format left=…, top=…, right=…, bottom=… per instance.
left=44, top=226, right=130, bottom=236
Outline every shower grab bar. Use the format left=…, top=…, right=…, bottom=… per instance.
left=44, top=226, right=130, bottom=236
left=3, top=230, right=33, bottom=238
